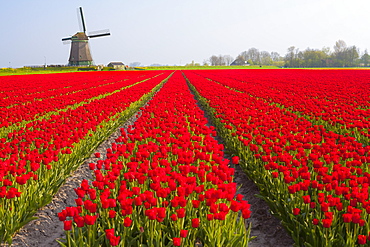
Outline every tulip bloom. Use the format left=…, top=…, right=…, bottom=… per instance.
left=292, top=208, right=300, bottom=216
left=180, top=229, right=188, bottom=238
left=84, top=215, right=98, bottom=225
left=74, top=216, right=85, bottom=228
left=358, top=235, right=367, bottom=245
left=173, top=237, right=181, bottom=246
left=192, top=218, right=200, bottom=228
left=63, top=220, right=72, bottom=231
left=109, top=235, right=121, bottom=246
left=231, top=156, right=240, bottom=165
left=124, top=217, right=132, bottom=227
left=322, top=219, right=332, bottom=228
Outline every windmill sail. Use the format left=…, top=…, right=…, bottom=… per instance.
left=79, top=7, right=87, bottom=33
left=88, top=29, right=111, bottom=38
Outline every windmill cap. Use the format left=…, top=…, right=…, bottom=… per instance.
left=72, top=32, right=89, bottom=40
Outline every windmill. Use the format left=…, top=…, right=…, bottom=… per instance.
left=62, top=7, right=110, bottom=66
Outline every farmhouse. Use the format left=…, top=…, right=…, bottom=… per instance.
left=230, top=59, right=250, bottom=66
left=107, top=62, right=125, bottom=70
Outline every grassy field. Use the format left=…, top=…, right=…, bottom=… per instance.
left=0, top=65, right=282, bottom=76
left=3, top=65, right=370, bottom=76
left=0, top=67, right=79, bottom=76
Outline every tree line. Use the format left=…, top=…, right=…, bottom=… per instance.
left=208, top=40, right=370, bottom=67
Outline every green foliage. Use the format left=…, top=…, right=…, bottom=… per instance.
left=0, top=67, right=79, bottom=76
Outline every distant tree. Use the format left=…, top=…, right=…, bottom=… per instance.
left=260, top=51, right=272, bottom=65
left=209, top=55, right=219, bottom=66
left=285, top=46, right=305, bottom=67
left=246, top=48, right=260, bottom=64
left=332, top=40, right=347, bottom=66
left=322, top=46, right=331, bottom=56
left=285, top=46, right=296, bottom=67
left=361, top=50, right=370, bottom=67
left=270, top=52, right=281, bottom=62
left=296, top=50, right=304, bottom=67
left=331, top=40, right=360, bottom=67
left=347, top=45, right=359, bottom=66
left=207, top=41, right=367, bottom=68
left=218, top=55, right=226, bottom=66
left=239, top=51, right=248, bottom=61
left=185, top=60, right=201, bottom=66
left=333, top=40, right=347, bottom=54
left=301, top=48, right=328, bottom=67
left=223, top=55, right=234, bottom=66
left=209, top=55, right=230, bottom=66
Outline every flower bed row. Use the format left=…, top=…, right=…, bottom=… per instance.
left=0, top=71, right=162, bottom=130
left=0, top=71, right=171, bottom=244
left=184, top=70, right=370, bottom=247
left=58, top=71, right=252, bottom=247
left=0, top=71, right=150, bottom=106
left=190, top=69, right=370, bottom=146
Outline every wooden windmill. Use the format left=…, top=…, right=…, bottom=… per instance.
left=62, top=7, right=110, bottom=66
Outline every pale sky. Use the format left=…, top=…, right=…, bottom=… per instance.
left=1, top=0, right=369, bottom=68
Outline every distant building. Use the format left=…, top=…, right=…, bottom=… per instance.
left=230, top=59, right=249, bottom=66
left=107, top=62, right=125, bottom=70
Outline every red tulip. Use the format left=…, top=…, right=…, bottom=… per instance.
left=312, top=218, right=319, bottom=225
left=74, top=216, right=85, bottom=227
left=63, top=220, right=72, bottom=231
left=231, top=156, right=239, bottom=165
left=322, top=219, right=332, bottom=228
left=173, top=237, right=181, bottom=246
left=180, top=229, right=188, bottom=238
left=292, top=208, right=300, bottom=216
left=108, top=235, right=121, bottom=246
left=124, top=217, right=132, bottom=227
left=84, top=215, right=98, bottom=225
left=358, top=235, right=367, bottom=245
left=192, top=218, right=200, bottom=228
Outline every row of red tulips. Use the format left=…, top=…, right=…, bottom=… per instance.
left=0, top=71, right=171, bottom=244
left=0, top=71, right=162, bottom=130
left=192, top=69, right=370, bottom=145
left=58, top=71, right=252, bottom=247
left=0, top=71, right=156, bottom=107
left=184, top=70, right=370, bottom=246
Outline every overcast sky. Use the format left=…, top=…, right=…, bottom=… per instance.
left=1, top=0, right=370, bottom=68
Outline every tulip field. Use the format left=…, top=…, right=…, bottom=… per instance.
left=1, top=69, right=370, bottom=246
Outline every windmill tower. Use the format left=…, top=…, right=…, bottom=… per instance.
left=62, top=7, right=110, bottom=66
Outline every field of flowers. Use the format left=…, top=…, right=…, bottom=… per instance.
left=1, top=69, right=369, bottom=246
left=0, top=71, right=172, bottom=244
left=184, top=69, right=370, bottom=246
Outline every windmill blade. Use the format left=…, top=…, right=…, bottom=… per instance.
left=89, top=33, right=111, bottom=38
left=78, top=7, right=87, bottom=33
left=77, top=8, right=83, bottom=32
left=88, top=29, right=111, bottom=38
left=62, top=37, right=72, bottom=41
